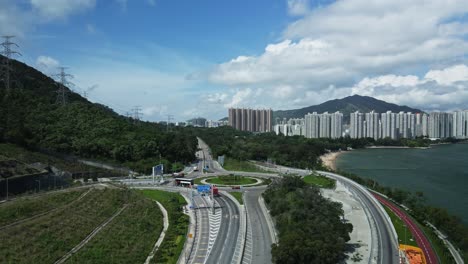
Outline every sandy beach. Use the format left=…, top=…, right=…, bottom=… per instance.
left=320, top=151, right=343, bottom=171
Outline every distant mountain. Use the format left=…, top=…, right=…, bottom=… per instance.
left=274, top=95, right=423, bottom=123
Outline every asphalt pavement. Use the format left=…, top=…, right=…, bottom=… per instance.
left=244, top=189, right=273, bottom=264
left=206, top=194, right=240, bottom=264
left=319, top=171, right=399, bottom=264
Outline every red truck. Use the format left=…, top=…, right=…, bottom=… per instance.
left=212, top=185, right=219, bottom=196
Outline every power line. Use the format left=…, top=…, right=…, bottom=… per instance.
left=132, top=106, right=143, bottom=124
left=1, top=36, right=22, bottom=94
left=54, top=67, right=74, bottom=106
left=167, top=114, right=174, bottom=132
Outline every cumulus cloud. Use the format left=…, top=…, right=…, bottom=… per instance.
left=36, top=55, right=60, bottom=75
left=207, top=0, right=468, bottom=111
left=351, top=64, right=468, bottom=111
left=30, top=0, right=95, bottom=20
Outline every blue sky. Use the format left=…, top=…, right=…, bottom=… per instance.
left=2, top=0, right=468, bottom=121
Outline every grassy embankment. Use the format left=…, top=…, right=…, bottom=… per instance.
left=383, top=205, right=417, bottom=246
left=0, top=189, right=86, bottom=226
left=140, top=190, right=189, bottom=264
left=223, top=157, right=268, bottom=173
left=0, top=188, right=138, bottom=263
left=229, top=192, right=243, bottom=205
left=68, top=193, right=163, bottom=264
left=303, top=174, right=336, bottom=189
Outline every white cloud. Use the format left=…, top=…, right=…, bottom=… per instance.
left=224, top=88, right=253, bottom=108
left=287, top=0, right=310, bottom=16
left=207, top=0, right=468, bottom=112
left=351, top=64, right=468, bottom=111
left=36, top=55, right=60, bottom=75
left=424, top=65, right=468, bottom=85
left=30, top=0, right=95, bottom=20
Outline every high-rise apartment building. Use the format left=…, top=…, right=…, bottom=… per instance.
left=228, top=108, right=273, bottom=132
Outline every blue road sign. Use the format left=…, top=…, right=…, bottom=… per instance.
left=197, top=185, right=210, bottom=193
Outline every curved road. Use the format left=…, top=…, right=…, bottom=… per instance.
left=319, top=171, right=399, bottom=264
left=206, top=194, right=240, bottom=264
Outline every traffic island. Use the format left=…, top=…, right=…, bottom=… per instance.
left=197, top=175, right=264, bottom=187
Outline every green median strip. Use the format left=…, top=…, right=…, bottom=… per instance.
left=229, top=192, right=243, bottom=205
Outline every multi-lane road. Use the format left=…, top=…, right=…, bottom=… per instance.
left=206, top=194, right=240, bottom=264
left=121, top=138, right=403, bottom=264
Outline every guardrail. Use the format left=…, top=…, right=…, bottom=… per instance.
left=240, top=194, right=248, bottom=264
left=258, top=195, right=278, bottom=244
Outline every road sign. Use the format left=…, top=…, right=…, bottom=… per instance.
left=197, top=185, right=210, bottom=193
left=152, top=164, right=164, bottom=176
left=188, top=233, right=193, bottom=238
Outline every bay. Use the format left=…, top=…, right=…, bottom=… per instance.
left=335, top=143, right=468, bottom=224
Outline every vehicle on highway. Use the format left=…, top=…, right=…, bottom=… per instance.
left=175, top=178, right=194, bottom=187
left=212, top=185, right=219, bottom=196
left=172, top=172, right=185, bottom=177
left=193, top=166, right=199, bottom=171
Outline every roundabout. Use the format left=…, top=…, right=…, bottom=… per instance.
left=197, top=175, right=265, bottom=187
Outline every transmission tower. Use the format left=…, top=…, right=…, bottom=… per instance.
left=54, top=67, right=73, bottom=105
left=132, top=106, right=143, bottom=124
left=1, top=36, right=21, bottom=93
left=167, top=114, right=173, bottom=132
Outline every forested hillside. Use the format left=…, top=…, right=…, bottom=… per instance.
left=264, top=176, right=353, bottom=263
left=0, top=56, right=197, bottom=173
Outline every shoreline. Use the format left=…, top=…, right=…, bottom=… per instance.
left=366, top=146, right=430, bottom=149
left=320, top=151, right=344, bottom=171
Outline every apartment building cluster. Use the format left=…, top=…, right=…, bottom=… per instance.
left=274, top=111, right=344, bottom=139
left=273, top=110, right=468, bottom=140
left=350, top=110, right=468, bottom=139
left=228, top=108, right=273, bottom=132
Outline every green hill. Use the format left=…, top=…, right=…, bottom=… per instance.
left=0, top=56, right=197, bottom=174
left=274, top=95, right=423, bottom=122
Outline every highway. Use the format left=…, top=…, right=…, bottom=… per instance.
left=248, top=161, right=400, bottom=264
left=244, top=188, right=273, bottom=264
left=188, top=195, right=212, bottom=264
left=206, top=194, right=240, bottom=264
left=196, top=137, right=274, bottom=264
left=319, top=171, right=399, bottom=264
left=124, top=138, right=400, bottom=264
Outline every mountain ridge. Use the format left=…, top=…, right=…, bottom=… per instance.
left=273, top=95, right=423, bottom=122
